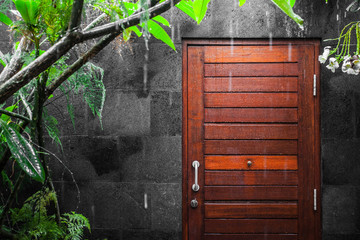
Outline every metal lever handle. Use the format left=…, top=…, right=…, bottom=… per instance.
left=192, top=160, right=200, bottom=192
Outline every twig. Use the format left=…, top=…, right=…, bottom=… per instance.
left=0, top=109, right=30, bottom=122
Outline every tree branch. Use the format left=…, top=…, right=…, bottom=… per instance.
left=0, top=109, right=30, bottom=122
left=83, top=13, right=108, bottom=32
left=0, top=0, right=178, bottom=104
left=69, top=0, right=84, bottom=31
left=81, top=0, right=180, bottom=41
left=0, top=37, right=31, bottom=85
left=46, top=32, right=118, bottom=96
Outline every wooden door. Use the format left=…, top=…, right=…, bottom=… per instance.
left=182, top=40, right=321, bottom=240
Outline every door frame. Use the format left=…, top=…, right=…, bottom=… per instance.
left=182, top=39, right=321, bottom=240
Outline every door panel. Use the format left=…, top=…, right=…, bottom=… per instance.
left=182, top=40, right=321, bottom=240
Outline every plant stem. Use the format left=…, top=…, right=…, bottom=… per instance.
left=0, top=110, right=30, bottom=122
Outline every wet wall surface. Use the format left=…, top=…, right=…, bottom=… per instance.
left=1, top=0, right=360, bottom=239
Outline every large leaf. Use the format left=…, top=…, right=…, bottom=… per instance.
left=148, top=20, right=176, bottom=51
left=239, top=0, right=246, bottom=6
left=192, top=0, right=211, bottom=24
left=153, top=15, right=170, bottom=27
left=0, top=104, right=18, bottom=122
left=13, top=0, right=40, bottom=25
left=271, top=0, right=303, bottom=30
left=176, top=0, right=196, bottom=22
left=0, top=12, right=12, bottom=26
left=288, top=0, right=296, bottom=7
left=0, top=119, right=45, bottom=183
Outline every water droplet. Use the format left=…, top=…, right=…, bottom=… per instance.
left=288, top=43, right=292, bottom=61
left=269, top=32, right=273, bottom=50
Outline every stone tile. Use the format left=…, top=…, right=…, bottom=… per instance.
left=93, top=182, right=151, bottom=230
left=150, top=91, right=181, bottom=137
left=323, top=185, right=360, bottom=234
left=322, top=139, right=360, bottom=185
left=323, top=234, right=360, bottom=240
left=53, top=181, right=94, bottom=227
left=139, top=136, right=181, bottom=183
left=88, top=90, right=150, bottom=136
left=122, top=230, right=181, bottom=240
left=149, top=183, right=181, bottom=231
left=49, top=136, right=144, bottom=182
left=321, top=70, right=353, bottom=139
left=87, top=228, right=122, bottom=240
left=45, top=91, right=87, bottom=136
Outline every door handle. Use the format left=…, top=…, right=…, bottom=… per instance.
left=192, top=160, right=200, bottom=192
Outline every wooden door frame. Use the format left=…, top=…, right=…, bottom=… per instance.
left=182, top=39, right=321, bottom=240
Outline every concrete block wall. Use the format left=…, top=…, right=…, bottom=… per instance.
left=1, top=0, right=360, bottom=239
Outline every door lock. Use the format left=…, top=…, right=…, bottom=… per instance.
left=190, top=199, right=198, bottom=208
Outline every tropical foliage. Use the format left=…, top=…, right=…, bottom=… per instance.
left=319, top=0, right=360, bottom=75
left=0, top=0, right=302, bottom=238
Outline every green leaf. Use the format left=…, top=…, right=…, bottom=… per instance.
left=148, top=20, right=176, bottom=51
left=13, top=0, right=40, bottom=25
left=1, top=104, right=18, bottom=122
left=129, top=26, right=142, bottom=37
left=271, top=0, right=303, bottom=30
left=239, top=0, right=246, bottom=7
left=43, top=108, right=62, bottom=150
left=288, top=0, right=296, bottom=7
left=153, top=15, right=170, bottom=27
left=192, top=0, right=211, bottom=24
left=0, top=12, right=12, bottom=26
left=0, top=119, right=45, bottom=183
left=176, top=0, right=197, bottom=22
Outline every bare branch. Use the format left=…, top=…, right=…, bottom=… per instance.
left=0, top=109, right=31, bottom=122
left=46, top=32, right=118, bottom=97
left=83, top=13, right=108, bottom=32
left=0, top=37, right=31, bottom=85
left=69, top=0, right=84, bottom=31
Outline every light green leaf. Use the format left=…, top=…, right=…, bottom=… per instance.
left=176, top=0, right=196, bottom=22
left=0, top=12, right=12, bottom=26
left=129, top=26, right=142, bottom=37
left=193, top=0, right=211, bottom=24
left=271, top=0, right=303, bottom=30
left=239, top=0, right=246, bottom=7
left=148, top=20, right=176, bottom=51
left=0, top=119, right=45, bottom=183
left=13, top=0, right=40, bottom=25
left=1, top=104, right=18, bottom=122
left=288, top=0, right=296, bottom=7
left=153, top=15, right=170, bottom=27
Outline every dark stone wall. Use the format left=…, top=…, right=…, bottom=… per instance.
left=1, top=0, right=360, bottom=239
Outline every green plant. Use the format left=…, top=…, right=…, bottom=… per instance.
left=0, top=0, right=303, bottom=239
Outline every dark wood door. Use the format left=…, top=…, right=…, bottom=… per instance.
left=182, top=40, right=321, bottom=240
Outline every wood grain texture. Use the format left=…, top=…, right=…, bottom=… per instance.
left=204, top=77, right=298, bottom=92
left=187, top=46, right=205, bottom=240
left=205, top=219, right=298, bottom=234
left=205, top=63, right=298, bottom=77
left=205, top=155, right=298, bottom=170
left=204, top=140, right=298, bottom=155
left=205, top=186, right=298, bottom=200
left=205, top=171, right=298, bottom=186
left=204, top=45, right=299, bottom=63
left=205, top=124, right=298, bottom=140
left=205, top=203, right=298, bottom=218
left=204, top=234, right=298, bottom=240
left=205, top=93, right=298, bottom=107
left=205, top=108, right=298, bottom=123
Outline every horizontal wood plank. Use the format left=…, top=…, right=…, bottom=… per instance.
left=204, top=234, right=298, bottom=240
left=205, top=171, right=298, bottom=186
left=205, top=186, right=298, bottom=200
left=205, top=108, right=298, bottom=123
left=205, top=63, right=298, bottom=77
left=204, top=45, right=299, bottom=63
left=205, top=219, right=298, bottom=233
left=205, top=93, right=298, bottom=107
left=204, top=140, right=298, bottom=155
left=204, top=77, right=298, bottom=92
left=205, top=156, right=298, bottom=170
left=205, top=124, right=298, bottom=140
left=205, top=203, right=298, bottom=218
